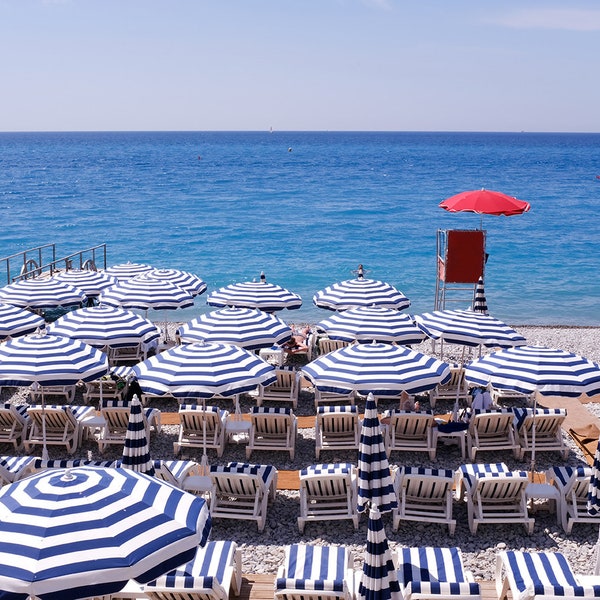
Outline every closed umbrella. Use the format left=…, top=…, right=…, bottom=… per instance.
left=0, top=331, right=108, bottom=459
left=0, top=304, right=44, bottom=340
left=0, top=279, right=86, bottom=310
left=47, top=305, right=160, bottom=350
left=121, top=394, right=155, bottom=476
left=318, top=306, right=425, bottom=344
left=53, top=269, right=117, bottom=298
left=177, top=307, right=292, bottom=350
left=301, top=343, right=451, bottom=397
left=207, top=272, right=302, bottom=312
left=103, top=262, right=154, bottom=280
left=145, top=268, right=207, bottom=296
left=313, top=264, right=410, bottom=312
left=473, top=277, right=488, bottom=314
left=0, top=466, right=211, bottom=600
left=356, top=392, right=401, bottom=600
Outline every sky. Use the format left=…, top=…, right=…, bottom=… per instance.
left=1, top=0, right=599, bottom=133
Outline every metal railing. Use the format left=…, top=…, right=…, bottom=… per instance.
left=1, top=244, right=108, bottom=285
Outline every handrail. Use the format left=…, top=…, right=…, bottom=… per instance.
left=1, top=244, right=108, bottom=284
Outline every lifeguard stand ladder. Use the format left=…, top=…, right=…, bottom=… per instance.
left=435, top=229, right=486, bottom=311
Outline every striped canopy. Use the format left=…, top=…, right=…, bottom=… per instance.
left=0, top=279, right=86, bottom=310
left=102, top=262, right=154, bottom=280
left=53, top=269, right=117, bottom=297
left=47, top=306, right=160, bottom=349
left=318, top=306, right=425, bottom=344
left=206, top=273, right=302, bottom=312
left=358, top=504, right=402, bottom=600
left=414, top=309, right=526, bottom=348
left=0, top=332, right=108, bottom=387
left=465, top=345, right=600, bottom=398
left=132, top=342, right=276, bottom=399
left=145, top=268, right=207, bottom=296
left=357, top=393, right=397, bottom=514
left=177, top=307, right=292, bottom=350
left=0, top=466, right=211, bottom=600
left=473, top=277, right=488, bottom=314
left=121, top=395, right=155, bottom=476
left=313, top=272, right=410, bottom=312
left=100, top=276, right=195, bottom=311
left=0, top=304, right=44, bottom=340
left=301, top=343, right=451, bottom=396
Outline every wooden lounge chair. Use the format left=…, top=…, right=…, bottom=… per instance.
left=462, top=467, right=533, bottom=534
left=395, top=547, right=481, bottom=600
left=513, top=408, right=569, bottom=460
left=546, top=465, right=600, bottom=533
left=25, top=405, right=95, bottom=454
left=173, top=404, right=229, bottom=458
left=0, top=403, right=30, bottom=451
left=297, top=463, right=359, bottom=533
left=246, top=406, right=297, bottom=461
left=275, top=544, right=356, bottom=600
left=0, top=455, right=39, bottom=485
left=392, top=466, right=456, bottom=535
left=496, top=550, right=600, bottom=600
left=98, top=399, right=161, bottom=453
left=142, top=540, right=243, bottom=600
left=256, top=367, right=299, bottom=409
left=83, top=376, right=127, bottom=404
left=466, top=408, right=520, bottom=461
left=384, top=410, right=437, bottom=460
left=318, top=338, right=351, bottom=355
left=29, top=384, right=76, bottom=404
left=209, top=462, right=278, bottom=532
left=429, top=364, right=470, bottom=410
left=315, top=405, right=361, bottom=460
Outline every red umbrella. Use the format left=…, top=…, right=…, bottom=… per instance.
left=439, top=188, right=530, bottom=216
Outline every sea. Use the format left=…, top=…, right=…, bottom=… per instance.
left=0, top=131, right=598, bottom=327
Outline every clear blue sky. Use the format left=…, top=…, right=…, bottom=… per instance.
left=1, top=0, right=599, bottom=132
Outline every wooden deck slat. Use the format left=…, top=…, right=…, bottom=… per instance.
left=236, top=574, right=499, bottom=600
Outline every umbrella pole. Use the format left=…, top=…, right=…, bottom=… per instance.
left=39, top=385, right=48, bottom=462
left=529, top=391, right=537, bottom=481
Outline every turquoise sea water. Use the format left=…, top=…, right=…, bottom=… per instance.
left=0, top=131, right=599, bottom=326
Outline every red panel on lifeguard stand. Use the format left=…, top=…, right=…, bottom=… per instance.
left=442, top=230, right=485, bottom=283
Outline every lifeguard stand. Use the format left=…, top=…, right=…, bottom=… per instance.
left=435, top=229, right=486, bottom=310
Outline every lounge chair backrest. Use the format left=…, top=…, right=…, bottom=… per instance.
left=399, top=466, right=454, bottom=499
left=250, top=406, right=294, bottom=433
left=389, top=411, right=434, bottom=438
left=396, top=547, right=481, bottom=598
left=469, top=409, right=515, bottom=435
left=276, top=544, right=350, bottom=595
left=497, top=550, right=600, bottom=600
left=317, top=405, right=359, bottom=432
left=318, top=338, right=350, bottom=355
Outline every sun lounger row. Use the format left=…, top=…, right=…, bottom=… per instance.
left=107, top=543, right=600, bottom=600
left=0, top=399, right=161, bottom=455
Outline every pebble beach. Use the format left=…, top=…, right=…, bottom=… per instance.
left=3, top=324, right=600, bottom=582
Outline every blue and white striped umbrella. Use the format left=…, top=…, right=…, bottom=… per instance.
left=47, top=305, right=161, bottom=349
left=0, top=304, right=44, bottom=340
left=318, top=306, right=425, bottom=344
left=358, top=503, right=402, bottom=600
left=121, top=394, right=155, bottom=476
left=53, top=269, right=117, bottom=297
left=301, top=343, right=451, bottom=396
left=465, top=345, right=600, bottom=398
left=0, top=278, right=87, bottom=310
left=414, top=309, right=526, bottom=348
left=100, top=276, right=195, bottom=311
left=587, top=434, right=600, bottom=576
left=473, top=277, right=488, bottom=314
left=0, top=466, right=211, bottom=600
left=132, top=342, right=276, bottom=399
left=313, top=267, right=410, bottom=312
left=207, top=273, right=302, bottom=312
left=177, top=307, right=292, bottom=350
left=357, top=393, right=397, bottom=514
left=0, top=331, right=108, bottom=387
left=145, top=268, right=207, bottom=297
left=102, top=262, right=154, bottom=280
